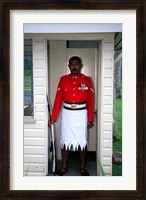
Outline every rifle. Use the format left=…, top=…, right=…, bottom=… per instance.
left=46, top=94, right=58, bottom=175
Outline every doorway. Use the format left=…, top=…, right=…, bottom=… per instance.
left=48, top=40, right=100, bottom=175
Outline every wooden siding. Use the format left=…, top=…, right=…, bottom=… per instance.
left=101, top=39, right=114, bottom=175
left=24, top=38, right=47, bottom=176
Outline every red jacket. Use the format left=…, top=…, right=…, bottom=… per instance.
left=51, top=73, right=94, bottom=122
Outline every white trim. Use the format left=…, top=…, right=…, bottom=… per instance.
left=99, top=40, right=104, bottom=176
left=97, top=41, right=102, bottom=176
left=44, top=39, right=49, bottom=175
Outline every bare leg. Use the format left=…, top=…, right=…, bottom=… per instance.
left=61, top=147, right=69, bottom=170
left=79, top=148, right=87, bottom=170
left=79, top=146, right=89, bottom=176
left=58, top=146, right=69, bottom=176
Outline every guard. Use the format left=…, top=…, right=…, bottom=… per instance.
left=49, top=56, right=94, bottom=176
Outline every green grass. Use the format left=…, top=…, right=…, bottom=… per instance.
left=115, top=97, right=122, bottom=137
left=112, top=83, right=122, bottom=176
left=112, top=164, right=122, bottom=176
left=113, top=96, right=122, bottom=152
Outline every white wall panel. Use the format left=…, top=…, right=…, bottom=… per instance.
left=104, top=51, right=113, bottom=59
left=24, top=121, right=45, bottom=129
left=24, top=138, right=45, bottom=146
left=104, top=59, right=112, bottom=69
left=35, top=87, right=45, bottom=95
left=24, top=129, right=45, bottom=137
left=103, top=140, right=111, bottom=148
left=104, top=78, right=112, bottom=87
left=103, top=131, right=111, bottom=140
left=35, top=95, right=45, bottom=104
left=24, top=146, right=45, bottom=155
left=104, top=88, right=113, bottom=96
left=103, top=123, right=112, bottom=131
left=103, top=166, right=111, bottom=175
left=104, top=105, right=112, bottom=114
left=33, top=52, right=45, bottom=59
left=35, top=104, right=46, bottom=112
left=35, top=112, right=45, bottom=120
left=34, top=69, right=45, bottom=78
left=103, top=114, right=112, bottom=122
left=35, top=78, right=45, bottom=86
left=24, top=155, right=45, bottom=163
left=100, top=36, right=114, bottom=176
left=24, top=163, right=45, bottom=172
left=102, top=157, right=111, bottom=166
left=24, top=38, right=47, bottom=176
left=103, top=96, right=112, bottom=104
left=34, top=60, right=45, bottom=68
left=24, top=172, right=45, bottom=176
left=103, top=148, right=112, bottom=157
left=33, top=41, right=45, bottom=50
left=104, top=69, right=112, bottom=78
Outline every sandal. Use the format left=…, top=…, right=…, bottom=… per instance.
left=58, top=168, right=68, bottom=176
left=80, top=168, right=90, bottom=176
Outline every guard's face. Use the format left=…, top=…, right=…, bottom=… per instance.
left=68, top=60, right=83, bottom=75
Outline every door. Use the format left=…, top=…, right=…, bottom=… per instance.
left=67, top=48, right=98, bottom=151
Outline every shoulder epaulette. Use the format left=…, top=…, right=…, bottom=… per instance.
left=81, top=74, right=91, bottom=80
left=60, top=75, right=68, bottom=79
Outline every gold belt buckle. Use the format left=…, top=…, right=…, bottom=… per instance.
left=71, top=104, right=76, bottom=109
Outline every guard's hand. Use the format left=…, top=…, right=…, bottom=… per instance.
left=87, top=122, right=94, bottom=129
left=48, top=119, right=55, bottom=127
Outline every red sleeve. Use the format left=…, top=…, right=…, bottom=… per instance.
left=51, top=78, right=63, bottom=121
left=86, top=78, right=94, bottom=122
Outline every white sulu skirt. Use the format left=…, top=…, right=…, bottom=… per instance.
left=60, top=107, right=88, bottom=151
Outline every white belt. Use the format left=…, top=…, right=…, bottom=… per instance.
left=63, top=102, right=86, bottom=110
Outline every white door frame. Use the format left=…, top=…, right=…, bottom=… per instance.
left=46, top=35, right=103, bottom=176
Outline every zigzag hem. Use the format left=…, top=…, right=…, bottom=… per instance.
left=60, top=141, right=87, bottom=151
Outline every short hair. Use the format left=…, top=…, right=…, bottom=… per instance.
left=69, top=56, right=83, bottom=65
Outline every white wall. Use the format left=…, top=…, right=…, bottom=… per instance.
left=100, top=40, right=114, bottom=175
left=24, top=38, right=48, bottom=176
